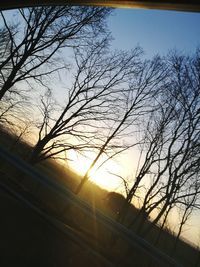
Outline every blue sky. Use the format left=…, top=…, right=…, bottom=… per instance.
left=108, top=8, right=200, bottom=57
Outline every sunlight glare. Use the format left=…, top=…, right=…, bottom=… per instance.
left=68, top=150, right=124, bottom=191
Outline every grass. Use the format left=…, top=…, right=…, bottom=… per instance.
left=0, top=126, right=200, bottom=267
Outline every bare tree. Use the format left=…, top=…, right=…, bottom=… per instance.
left=75, top=53, right=166, bottom=193
left=30, top=40, right=145, bottom=165
left=0, top=24, right=19, bottom=125
left=0, top=6, right=111, bottom=101
left=118, top=49, right=200, bottom=236
left=142, top=50, right=200, bottom=235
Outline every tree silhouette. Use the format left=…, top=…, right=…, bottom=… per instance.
left=30, top=40, right=145, bottom=164
left=76, top=54, right=166, bottom=193
left=118, top=49, right=200, bottom=236
left=0, top=6, right=111, bottom=101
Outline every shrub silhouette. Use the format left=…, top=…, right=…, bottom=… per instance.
left=105, top=192, right=126, bottom=215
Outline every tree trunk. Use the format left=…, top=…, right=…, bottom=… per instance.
left=29, top=135, right=51, bottom=164
left=141, top=201, right=169, bottom=237
left=74, top=176, right=88, bottom=194
left=154, top=206, right=171, bottom=245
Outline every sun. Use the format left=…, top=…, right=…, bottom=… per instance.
left=67, top=150, right=123, bottom=191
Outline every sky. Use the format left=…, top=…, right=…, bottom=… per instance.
left=2, top=6, right=200, bottom=246
left=108, top=8, right=200, bottom=57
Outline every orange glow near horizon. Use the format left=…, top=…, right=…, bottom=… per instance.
left=67, top=150, right=125, bottom=192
